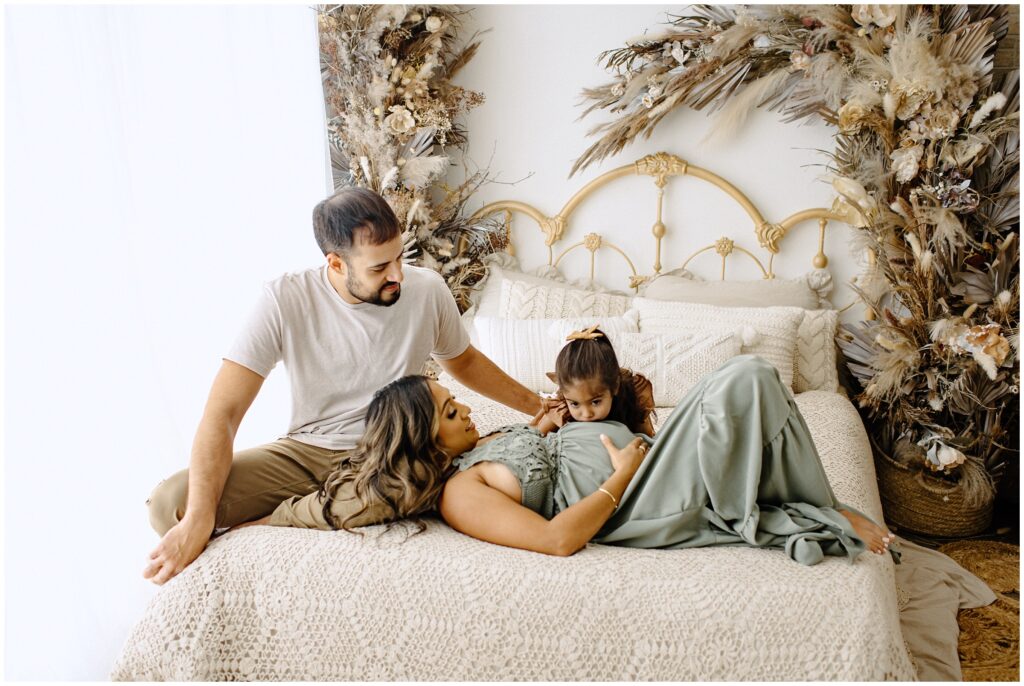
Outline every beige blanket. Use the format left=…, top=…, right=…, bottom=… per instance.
left=113, top=381, right=916, bottom=680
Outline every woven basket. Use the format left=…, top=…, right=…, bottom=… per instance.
left=871, top=435, right=994, bottom=537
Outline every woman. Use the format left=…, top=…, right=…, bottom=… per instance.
left=249, top=355, right=895, bottom=565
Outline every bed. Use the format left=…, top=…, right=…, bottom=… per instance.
left=113, top=152, right=916, bottom=680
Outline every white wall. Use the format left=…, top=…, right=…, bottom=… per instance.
left=4, top=4, right=329, bottom=679
left=4, top=4, right=868, bottom=680
left=455, top=5, right=866, bottom=312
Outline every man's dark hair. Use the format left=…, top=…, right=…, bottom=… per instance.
left=312, top=187, right=402, bottom=256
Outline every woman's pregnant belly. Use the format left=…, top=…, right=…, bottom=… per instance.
left=554, top=421, right=640, bottom=510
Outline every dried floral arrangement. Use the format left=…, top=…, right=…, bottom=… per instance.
left=576, top=5, right=1019, bottom=495
left=318, top=4, right=504, bottom=311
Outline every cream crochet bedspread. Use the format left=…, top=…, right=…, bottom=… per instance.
left=113, top=378, right=915, bottom=681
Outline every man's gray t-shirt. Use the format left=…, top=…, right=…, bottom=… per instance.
left=225, top=264, right=469, bottom=449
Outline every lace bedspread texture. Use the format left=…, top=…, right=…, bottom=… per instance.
left=112, top=377, right=915, bottom=680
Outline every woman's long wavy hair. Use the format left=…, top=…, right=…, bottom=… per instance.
left=318, top=375, right=454, bottom=533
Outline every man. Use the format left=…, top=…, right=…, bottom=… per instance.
left=144, top=188, right=542, bottom=585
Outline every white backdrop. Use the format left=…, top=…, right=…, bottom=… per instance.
left=4, top=4, right=330, bottom=679
left=4, top=4, right=866, bottom=680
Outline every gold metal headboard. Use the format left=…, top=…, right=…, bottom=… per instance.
left=551, top=233, right=641, bottom=288
left=679, top=237, right=770, bottom=281
left=467, top=151, right=864, bottom=313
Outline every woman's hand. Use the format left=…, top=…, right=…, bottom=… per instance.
left=600, top=434, right=649, bottom=476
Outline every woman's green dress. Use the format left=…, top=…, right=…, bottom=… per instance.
left=454, top=355, right=884, bottom=565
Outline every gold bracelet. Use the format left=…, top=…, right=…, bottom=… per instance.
left=597, top=487, right=618, bottom=509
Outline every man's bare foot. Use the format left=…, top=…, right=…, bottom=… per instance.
left=839, top=509, right=895, bottom=555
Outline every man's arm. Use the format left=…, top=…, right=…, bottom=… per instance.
left=143, top=360, right=264, bottom=585
left=435, top=344, right=543, bottom=417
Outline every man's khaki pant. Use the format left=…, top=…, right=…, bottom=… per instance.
left=147, top=438, right=351, bottom=535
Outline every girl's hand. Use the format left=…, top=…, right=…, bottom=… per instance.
left=530, top=412, right=560, bottom=436
left=600, top=434, right=649, bottom=476
left=529, top=399, right=567, bottom=436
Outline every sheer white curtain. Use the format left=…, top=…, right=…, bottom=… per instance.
left=5, top=5, right=329, bottom=678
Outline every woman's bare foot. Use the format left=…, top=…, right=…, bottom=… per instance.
left=839, top=509, right=895, bottom=555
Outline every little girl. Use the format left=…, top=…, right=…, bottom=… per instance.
left=532, top=325, right=656, bottom=436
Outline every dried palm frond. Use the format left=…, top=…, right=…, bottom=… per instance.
left=934, top=15, right=996, bottom=84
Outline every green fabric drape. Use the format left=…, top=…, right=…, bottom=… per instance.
left=552, top=355, right=878, bottom=565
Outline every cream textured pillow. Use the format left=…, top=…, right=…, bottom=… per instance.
left=641, top=269, right=834, bottom=309
left=472, top=311, right=640, bottom=393
left=794, top=309, right=840, bottom=393
left=634, top=298, right=802, bottom=390
left=500, top=279, right=633, bottom=320
left=639, top=269, right=840, bottom=393
left=468, top=252, right=625, bottom=317
left=607, top=330, right=742, bottom=406
left=468, top=257, right=569, bottom=318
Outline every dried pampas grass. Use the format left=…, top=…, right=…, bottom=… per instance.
left=399, top=155, right=449, bottom=189
left=702, top=69, right=792, bottom=144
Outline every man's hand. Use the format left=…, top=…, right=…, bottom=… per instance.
left=142, top=514, right=214, bottom=585
left=143, top=361, right=265, bottom=586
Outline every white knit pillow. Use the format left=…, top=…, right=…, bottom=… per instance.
left=634, top=298, right=802, bottom=390
left=794, top=309, right=840, bottom=393
left=638, top=269, right=840, bottom=393
left=607, top=330, right=742, bottom=406
left=500, top=279, right=633, bottom=320
left=472, top=311, right=640, bottom=393
left=468, top=252, right=626, bottom=317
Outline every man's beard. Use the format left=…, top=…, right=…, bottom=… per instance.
left=347, top=275, right=401, bottom=306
